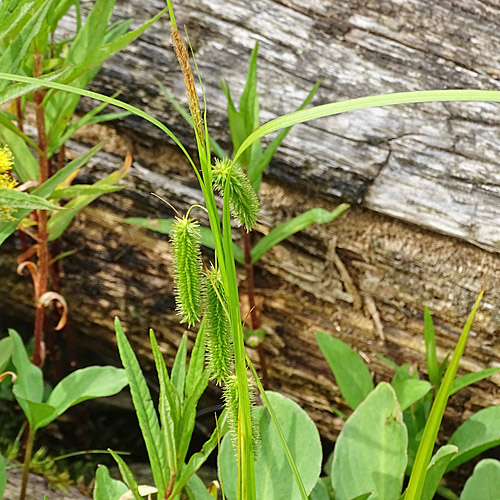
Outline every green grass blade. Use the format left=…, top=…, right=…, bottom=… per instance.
left=170, top=333, right=187, bottom=399
left=248, top=79, right=321, bottom=191
left=0, top=72, right=196, bottom=171
left=424, top=309, right=439, bottom=388
left=404, top=291, right=484, bottom=500
left=251, top=204, right=349, bottom=264
left=114, top=318, right=167, bottom=498
left=246, top=354, right=309, bottom=500
left=185, top=317, right=207, bottom=397
left=450, top=367, right=500, bottom=396
left=108, top=449, right=142, bottom=500
left=234, top=90, right=500, bottom=164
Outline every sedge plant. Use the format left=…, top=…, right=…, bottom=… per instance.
left=1, top=0, right=500, bottom=498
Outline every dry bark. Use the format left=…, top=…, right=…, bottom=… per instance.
left=1, top=0, right=500, bottom=490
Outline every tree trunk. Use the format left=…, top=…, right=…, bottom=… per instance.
left=2, top=0, right=500, bottom=489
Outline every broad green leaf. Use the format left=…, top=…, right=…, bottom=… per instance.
left=0, top=451, right=5, bottom=499
left=0, top=118, right=39, bottom=182
left=251, top=204, right=349, bottom=264
left=220, top=391, right=322, bottom=500
left=391, top=375, right=431, bottom=411
left=108, top=449, right=142, bottom=500
left=420, top=445, right=458, bottom=500
left=47, top=156, right=130, bottom=240
left=94, top=464, right=128, bottom=500
left=0, top=0, right=35, bottom=44
left=404, top=292, right=483, bottom=500
left=124, top=217, right=245, bottom=264
left=49, top=184, right=123, bottom=200
left=115, top=318, right=167, bottom=498
left=0, top=189, right=62, bottom=211
left=349, top=494, right=372, bottom=500
left=450, top=367, right=500, bottom=396
left=13, top=397, right=56, bottom=430
left=424, top=309, right=439, bottom=387
left=309, top=478, right=330, bottom=500
left=8, top=329, right=44, bottom=404
left=149, top=330, right=177, bottom=473
left=0, top=143, right=103, bottom=245
left=42, top=366, right=128, bottom=427
left=447, top=405, right=500, bottom=471
left=248, top=79, right=321, bottom=191
left=170, top=333, right=187, bottom=399
left=331, top=383, right=407, bottom=500
left=0, top=337, right=13, bottom=372
left=460, top=459, right=500, bottom=500
left=317, top=331, right=374, bottom=410
left=169, top=411, right=228, bottom=499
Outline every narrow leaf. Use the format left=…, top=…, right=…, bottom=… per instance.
left=114, top=318, right=167, bottom=498
left=420, top=445, right=458, bottom=500
left=0, top=189, right=62, bottom=211
left=170, top=334, right=188, bottom=398
left=424, top=309, right=439, bottom=387
left=317, top=331, right=374, bottom=410
left=450, top=367, right=500, bottom=396
left=108, top=449, right=142, bottom=500
left=404, top=291, right=484, bottom=500
left=251, top=205, right=349, bottom=264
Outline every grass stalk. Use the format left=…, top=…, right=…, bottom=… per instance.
left=19, top=426, right=36, bottom=500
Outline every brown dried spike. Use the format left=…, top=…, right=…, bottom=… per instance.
left=171, top=25, right=204, bottom=144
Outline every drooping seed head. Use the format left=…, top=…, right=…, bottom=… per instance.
left=212, top=158, right=260, bottom=231
left=171, top=215, right=202, bottom=325
left=204, top=265, right=232, bottom=384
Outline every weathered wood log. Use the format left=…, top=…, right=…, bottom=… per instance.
left=1, top=0, right=500, bottom=490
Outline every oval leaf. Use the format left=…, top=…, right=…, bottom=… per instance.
left=219, top=391, right=322, bottom=500
left=317, top=331, right=374, bottom=409
left=94, top=464, right=128, bottom=500
left=421, top=445, right=458, bottom=500
left=461, top=459, right=500, bottom=500
left=331, top=383, right=407, bottom=500
left=447, top=405, right=500, bottom=471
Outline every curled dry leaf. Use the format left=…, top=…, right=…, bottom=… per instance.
left=17, top=260, right=39, bottom=297
left=0, top=371, right=16, bottom=383
left=118, top=485, right=158, bottom=500
left=16, top=180, right=40, bottom=192
left=37, top=291, right=68, bottom=330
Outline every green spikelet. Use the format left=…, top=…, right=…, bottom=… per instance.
left=205, top=266, right=233, bottom=384
left=212, top=158, right=260, bottom=231
left=223, top=375, right=260, bottom=456
left=171, top=215, right=202, bottom=325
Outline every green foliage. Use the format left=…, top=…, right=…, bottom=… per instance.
left=114, top=318, right=219, bottom=499
left=331, top=383, right=407, bottom=500
left=171, top=215, right=203, bottom=326
left=219, top=391, right=322, bottom=500
left=0, top=451, right=5, bottom=499
left=460, top=459, right=500, bottom=500
left=316, top=331, right=374, bottom=409
left=93, top=465, right=128, bottom=500
left=205, top=265, right=233, bottom=383
left=212, top=158, right=260, bottom=231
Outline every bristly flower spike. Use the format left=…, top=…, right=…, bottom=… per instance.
left=170, top=213, right=202, bottom=326
left=212, top=158, right=260, bottom=231
left=0, top=145, right=18, bottom=221
left=205, top=265, right=233, bottom=384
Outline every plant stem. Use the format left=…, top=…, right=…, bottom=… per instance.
left=19, top=425, right=36, bottom=500
left=33, top=48, right=50, bottom=368
left=242, top=228, right=268, bottom=388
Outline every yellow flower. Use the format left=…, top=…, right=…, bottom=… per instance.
left=0, top=145, right=18, bottom=221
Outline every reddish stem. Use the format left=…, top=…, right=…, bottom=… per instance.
left=242, top=228, right=269, bottom=388
left=32, top=48, right=50, bottom=368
